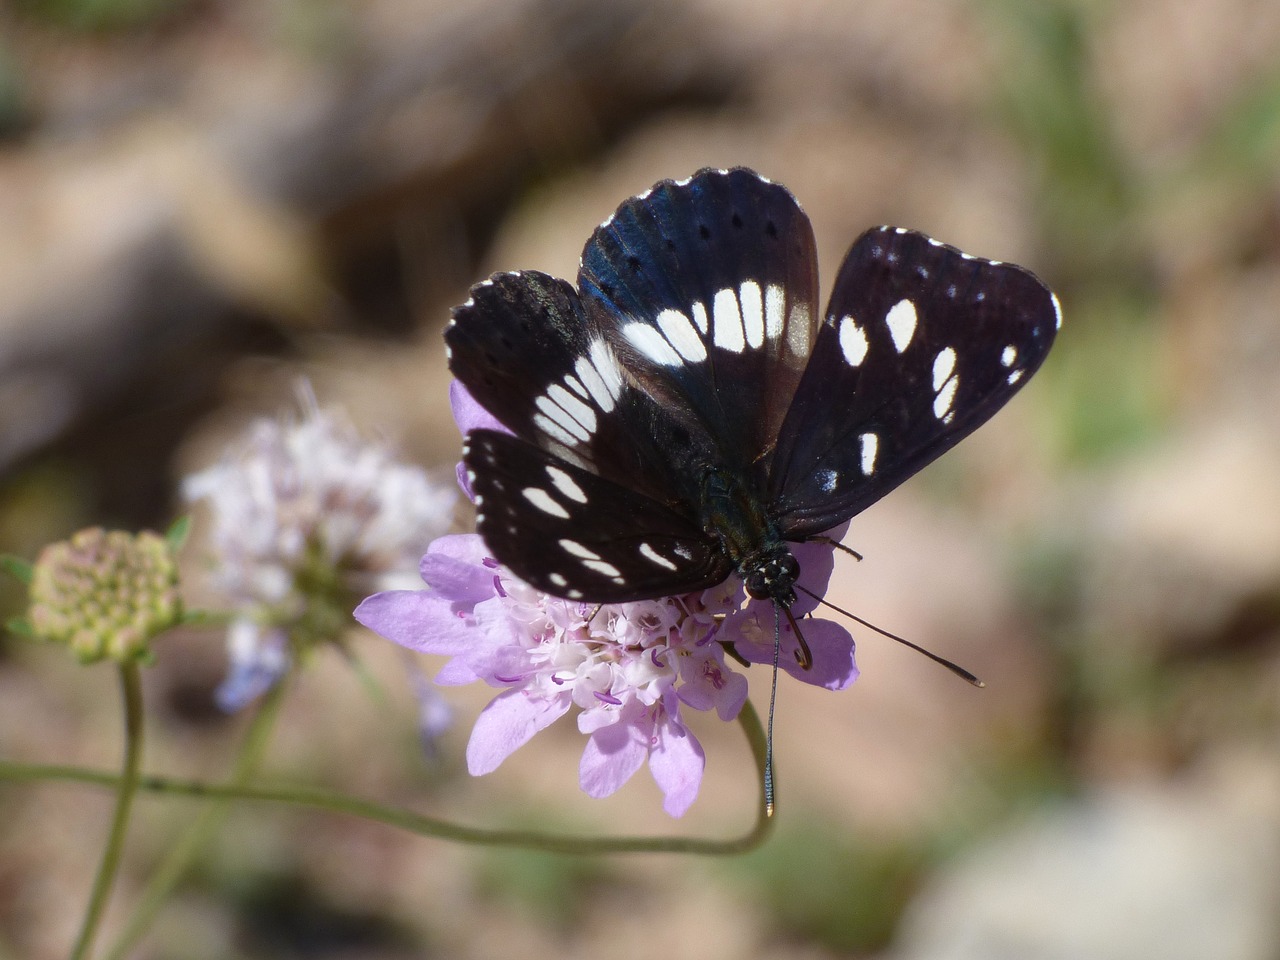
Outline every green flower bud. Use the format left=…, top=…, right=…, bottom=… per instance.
left=27, top=528, right=182, bottom=663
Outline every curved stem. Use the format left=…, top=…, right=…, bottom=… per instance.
left=103, top=680, right=287, bottom=959
left=2, top=701, right=775, bottom=857
left=70, top=662, right=144, bottom=960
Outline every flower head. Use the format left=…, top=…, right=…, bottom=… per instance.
left=184, top=386, right=456, bottom=709
left=27, top=527, right=181, bottom=663
left=356, top=533, right=855, bottom=816
left=355, top=380, right=856, bottom=816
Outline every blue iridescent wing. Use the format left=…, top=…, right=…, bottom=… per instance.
left=578, top=167, right=820, bottom=488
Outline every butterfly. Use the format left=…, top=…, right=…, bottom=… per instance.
left=445, top=167, right=1059, bottom=624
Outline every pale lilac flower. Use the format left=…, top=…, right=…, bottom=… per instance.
left=356, top=533, right=854, bottom=816
left=354, top=381, right=856, bottom=817
left=184, top=385, right=456, bottom=710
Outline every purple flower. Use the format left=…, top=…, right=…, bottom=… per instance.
left=354, top=382, right=858, bottom=817
left=449, top=381, right=511, bottom=500
left=357, top=533, right=856, bottom=816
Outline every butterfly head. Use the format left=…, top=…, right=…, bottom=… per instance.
left=741, top=544, right=799, bottom=607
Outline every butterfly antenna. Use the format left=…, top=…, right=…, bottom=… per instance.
left=809, top=536, right=863, bottom=562
left=764, top=602, right=781, bottom=818
left=794, top=584, right=985, bottom=687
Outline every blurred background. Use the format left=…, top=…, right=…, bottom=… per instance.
left=2, top=0, right=1280, bottom=956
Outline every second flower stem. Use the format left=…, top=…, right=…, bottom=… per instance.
left=103, top=679, right=288, bottom=959
left=70, top=662, right=145, bottom=960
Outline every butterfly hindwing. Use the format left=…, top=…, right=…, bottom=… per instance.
left=465, top=430, right=733, bottom=602
left=578, top=167, right=820, bottom=480
left=769, top=227, right=1061, bottom=537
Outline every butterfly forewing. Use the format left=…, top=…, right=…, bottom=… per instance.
left=446, top=270, right=715, bottom=506
left=466, top=430, right=733, bottom=601
left=769, top=227, right=1061, bottom=537
left=578, top=168, right=820, bottom=482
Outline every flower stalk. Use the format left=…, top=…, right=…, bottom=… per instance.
left=102, top=678, right=288, bottom=960
left=70, top=662, right=145, bottom=960
left=1, top=700, right=775, bottom=857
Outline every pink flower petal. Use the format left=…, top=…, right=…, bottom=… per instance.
left=676, top=649, right=749, bottom=721
left=450, top=382, right=513, bottom=502
left=648, top=714, right=705, bottom=817
left=735, top=614, right=858, bottom=690
left=466, top=688, right=570, bottom=774
left=449, top=380, right=512, bottom=436
left=789, top=522, right=850, bottom=615
left=418, top=552, right=495, bottom=605
left=426, top=533, right=491, bottom=564
left=579, top=717, right=648, bottom=799
left=354, top=591, right=475, bottom=655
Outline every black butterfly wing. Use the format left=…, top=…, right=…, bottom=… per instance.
left=578, top=167, right=820, bottom=485
left=770, top=227, right=1061, bottom=538
left=466, top=430, right=733, bottom=602
left=445, top=270, right=714, bottom=506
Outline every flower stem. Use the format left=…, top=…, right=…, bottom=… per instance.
left=1, top=700, right=775, bottom=858
left=102, top=680, right=287, bottom=959
left=70, top=662, right=144, bottom=960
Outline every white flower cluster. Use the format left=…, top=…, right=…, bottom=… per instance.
left=184, top=387, right=456, bottom=710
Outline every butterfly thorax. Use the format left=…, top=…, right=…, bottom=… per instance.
left=699, top=466, right=799, bottom=607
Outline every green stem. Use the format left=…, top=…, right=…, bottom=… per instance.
left=102, top=680, right=287, bottom=959
left=3, top=701, right=775, bottom=857
left=70, top=662, right=144, bottom=960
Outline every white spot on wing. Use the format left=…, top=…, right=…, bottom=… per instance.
left=1000, top=344, right=1018, bottom=367
left=818, top=468, right=838, bottom=493
left=523, top=487, right=569, bottom=518
left=885, top=299, right=917, bottom=353
left=764, top=284, right=785, bottom=341
left=932, top=347, right=956, bottom=390
left=575, top=351, right=616, bottom=414
left=1007, top=369, right=1025, bottom=385
left=787, top=302, right=810, bottom=355
left=586, top=339, right=624, bottom=408
left=859, top=432, right=878, bottom=475
left=583, top=559, right=622, bottom=578
left=546, top=465, right=587, bottom=503
left=623, top=322, right=684, bottom=366
left=639, top=543, right=678, bottom=570
left=534, top=413, right=580, bottom=447
left=547, top=384, right=597, bottom=433
left=739, top=280, right=765, bottom=348
left=691, top=301, right=709, bottom=334
left=839, top=315, right=869, bottom=367
left=712, top=287, right=745, bottom=352
left=933, top=375, right=958, bottom=419
left=549, top=573, right=567, bottom=588
left=535, top=395, right=590, bottom=442
left=655, top=309, right=708, bottom=362
left=559, top=539, right=602, bottom=560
